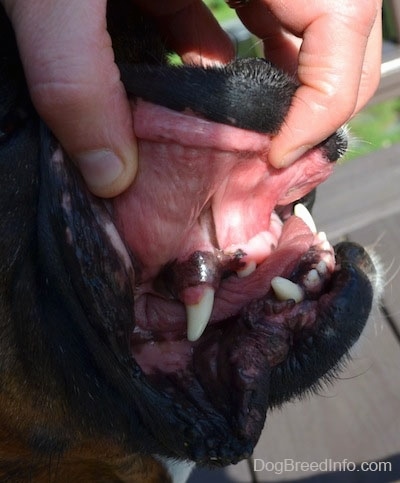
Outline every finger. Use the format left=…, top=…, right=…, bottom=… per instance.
left=4, top=0, right=137, bottom=197
left=137, top=0, right=235, bottom=65
left=162, top=2, right=235, bottom=65
left=235, top=3, right=301, bottom=74
left=236, top=0, right=382, bottom=167
left=352, top=11, right=382, bottom=116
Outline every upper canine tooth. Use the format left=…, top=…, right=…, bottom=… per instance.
left=271, top=277, right=304, bottom=303
left=320, top=240, right=331, bottom=251
left=185, top=287, right=215, bottom=342
left=294, top=203, right=317, bottom=234
left=316, top=231, right=327, bottom=242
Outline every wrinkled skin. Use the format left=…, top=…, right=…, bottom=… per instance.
left=0, top=0, right=377, bottom=480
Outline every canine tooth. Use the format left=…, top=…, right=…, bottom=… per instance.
left=294, top=203, right=317, bottom=234
left=186, top=287, right=215, bottom=342
left=316, top=260, right=328, bottom=275
left=304, top=269, right=320, bottom=289
left=321, top=251, right=334, bottom=266
left=271, top=277, right=304, bottom=303
left=237, top=260, right=257, bottom=278
left=316, top=231, right=327, bottom=242
left=320, top=240, right=331, bottom=251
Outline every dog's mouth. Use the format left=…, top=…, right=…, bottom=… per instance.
left=117, top=100, right=337, bottom=342
left=114, top=101, right=373, bottom=462
left=44, top=61, right=375, bottom=465
left=116, top=100, right=340, bottom=362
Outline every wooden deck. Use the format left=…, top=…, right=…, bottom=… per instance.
left=189, top=143, right=400, bottom=482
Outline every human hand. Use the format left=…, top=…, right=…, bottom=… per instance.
left=232, top=0, right=382, bottom=167
left=1, top=0, right=233, bottom=197
left=2, top=0, right=382, bottom=192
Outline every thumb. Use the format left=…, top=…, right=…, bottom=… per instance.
left=4, top=0, right=137, bottom=198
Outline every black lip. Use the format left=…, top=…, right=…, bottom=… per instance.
left=119, top=58, right=296, bottom=134
left=141, top=242, right=375, bottom=466
left=43, top=136, right=375, bottom=466
left=120, top=58, right=347, bottom=162
left=267, top=241, right=375, bottom=406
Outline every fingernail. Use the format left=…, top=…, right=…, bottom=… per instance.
left=75, top=149, right=124, bottom=190
left=278, top=145, right=312, bottom=168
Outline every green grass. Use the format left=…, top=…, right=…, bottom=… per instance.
left=203, top=0, right=236, bottom=22
left=346, top=97, right=400, bottom=160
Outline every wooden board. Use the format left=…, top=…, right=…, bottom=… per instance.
left=249, top=148, right=400, bottom=480
left=189, top=458, right=253, bottom=482
left=313, top=143, right=400, bottom=241
left=251, top=309, right=400, bottom=481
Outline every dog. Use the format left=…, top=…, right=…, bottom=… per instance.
left=0, top=1, right=378, bottom=481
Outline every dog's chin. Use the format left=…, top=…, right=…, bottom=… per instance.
left=42, top=97, right=377, bottom=465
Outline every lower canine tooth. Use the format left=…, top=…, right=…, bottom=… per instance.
left=186, top=287, right=215, bottom=342
left=294, top=203, right=317, bottom=234
left=237, top=260, right=256, bottom=278
left=271, top=277, right=304, bottom=303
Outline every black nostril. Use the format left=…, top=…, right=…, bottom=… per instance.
left=318, top=128, right=348, bottom=162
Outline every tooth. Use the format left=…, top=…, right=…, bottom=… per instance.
left=271, top=277, right=304, bottom=303
left=186, top=287, right=215, bottom=342
left=237, top=260, right=256, bottom=278
left=321, top=251, right=334, bottom=267
left=304, top=269, right=320, bottom=289
left=316, top=260, right=328, bottom=275
left=294, top=203, right=317, bottom=234
left=320, top=240, right=331, bottom=251
left=316, top=231, right=327, bottom=242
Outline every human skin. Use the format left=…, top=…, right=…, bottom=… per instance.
left=1, top=0, right=382, bottom=197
